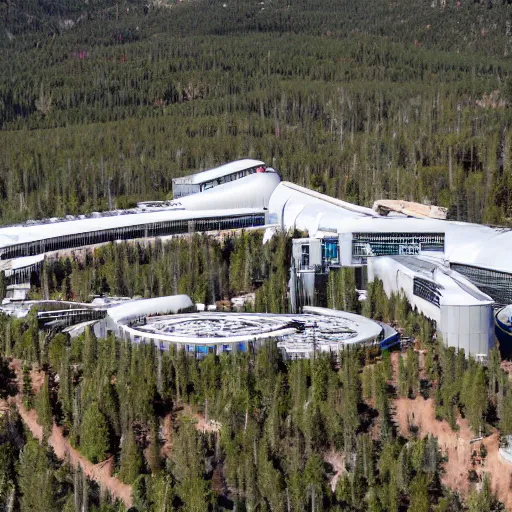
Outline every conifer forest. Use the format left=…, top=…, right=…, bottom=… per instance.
left=2, top=0, right=512, bottom=511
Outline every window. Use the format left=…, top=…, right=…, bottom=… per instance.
left=322, top=238, right=339, bottom=266
left=413, top=277, right=441, bottom=307
left=301, top=244, right=310, bottom=268
left=352, top=232, right=444, bottom=260
left=451, top=263, right=512, bottom=304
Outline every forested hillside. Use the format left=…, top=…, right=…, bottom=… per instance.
left=3, top=1, right=512, bottom=510
left=1, top=0, right=512, bottom=224
left=1, top=274, right=512, bottom=511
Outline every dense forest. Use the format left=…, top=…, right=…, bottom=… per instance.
left=25, top=231, right=291, bottom=312
left=1, top=0, right=512, bottom=224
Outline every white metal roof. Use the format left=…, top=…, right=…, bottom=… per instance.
left=302, top=306, right=383, bottom=344
left=268, top=181, right=376, bottom=229
left=0, top=254, right=45, bottom=274
left=443, top=223, right=512, bottom=274
left=111, top=308, right=382, bottom=347
left=0, top=208, right=264, bottom=250
left=173, top=159, right=265, bottom=185
left=373, top=256, right=493, bottom=307
left=107, top=295, right=194, bottom=324
left=179, top=172, right=281, bottom=210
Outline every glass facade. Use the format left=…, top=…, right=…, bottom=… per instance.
left=352, top=232, right=444, bottom=260
left=413, top=277, right=441, bottom=307
left=201, top=166, right=260, bottom=191
left=450, top=263, right=512, bottom=305
left=322, top=238, right=339, bottom=266
left=0, top=213, right=265, bottom=260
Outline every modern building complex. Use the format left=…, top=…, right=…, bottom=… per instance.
left=1, top=159, right=511, bottom=359
left=0, top=160, right=282, bottom=297
left=0, top=294, right=395, bottom=359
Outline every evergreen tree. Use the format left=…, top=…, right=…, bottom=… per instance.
left=119, top=427, right=144, bottom=484
left=22, top=364, right=33, bottom=409
left=35, top=375, right=53, bottom=442
left=409, top=474, right=430, bottom=512
left=80, top=402, right=110, bottom=463
left=18, top=439, right=57, bottom=512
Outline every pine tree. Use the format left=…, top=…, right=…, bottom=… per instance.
left=48, top=333, right=68, bottom=371
left=405, top=346, right=419, bottom=398
left=119, top=427, right=143, bottom=484
left=82, top=326, right=98, bottom=377
left=171, top=422, right=211, bottom=511
left=409, top=474, right=430, bottom=512
left=18, top=439, right=57, bottom=512
left=398, top=356, right=408, bottom=398
left=36, top=375, right=53, bottom=442
left=22, top=364, right=33, bottom=409
left=80, top=402, right=110, bottom=463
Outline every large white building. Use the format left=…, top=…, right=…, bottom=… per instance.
left=271, top=181, right=512, bottom=358
left=0, top=159, right=510, bottom=359
left=0, top=160, right=282, bottom=298
left=272, top=181, right=512, bottom=302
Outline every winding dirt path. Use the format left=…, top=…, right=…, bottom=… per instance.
left=15, top=399, right=132, bottom=508
left=8, top=360, right=132, bottom=508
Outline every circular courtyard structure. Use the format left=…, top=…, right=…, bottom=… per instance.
left=113, top=303, right=384, bottom=358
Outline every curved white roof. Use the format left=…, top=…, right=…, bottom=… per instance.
left=107, top=295, right=194, bottom=324
left=303, top=306, right=383, bottom=344
left=268, top=181, right=376, bottom=230
left=0, top=208, right=264, bottom=250
left=173, top=159, right=265, bottom=185
left=112, top=308, right=383, bottom=348
left=369, top=256, right=493, bottom=323
left=179, top=172, right=281, bottom=210
left=443, top=223, right=512, bottom=274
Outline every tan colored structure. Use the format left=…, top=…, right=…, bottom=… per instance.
left=373, top=199, right=448, bottom=220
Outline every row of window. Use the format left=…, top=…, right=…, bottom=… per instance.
left=352, top=232, right=444, bottom=258
left=352, top=232, right=445, bottom=245
left=413, top=277, right=441, bottom=307
left=451, top=263, right=512, bottom=305
left=201, top=167, right=260, bottom=191
left=1, top=214, right=265, bottom=260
